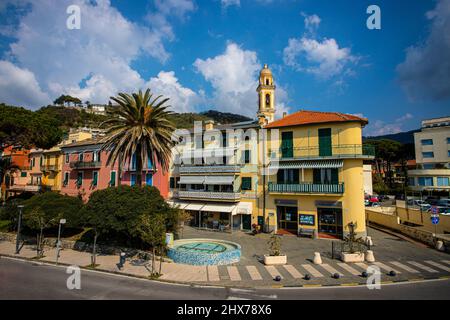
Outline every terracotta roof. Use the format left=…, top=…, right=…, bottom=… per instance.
left=265, top=110, right=368, bottom=128
left=60, top=138, right=103, bottom=149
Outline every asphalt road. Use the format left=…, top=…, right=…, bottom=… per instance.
left=1, top=257, right=449, bottom=300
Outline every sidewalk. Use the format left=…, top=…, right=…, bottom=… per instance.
left=1, top=238, right=449, bottom=288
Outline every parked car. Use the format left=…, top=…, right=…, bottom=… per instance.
left=437, top=199, right=450, bottom=207
left=407, top=199, right=431, bottom=211
left=366, top=202, right=381, bottom=208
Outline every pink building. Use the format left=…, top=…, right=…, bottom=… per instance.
left=60, top=139, right=169, bottom=202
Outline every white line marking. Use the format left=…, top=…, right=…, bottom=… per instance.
left=318, top=263, right=343, bottom=276
left=337, top=263, right=361, bottom=275
left=227, top=266, right=241, bottom=281
left=407, top=261, right=438, bottom=273
left=373, top=261, right=401, bottom=273
left=425, top=260, right=450, bottom=273
left=442, top=260, right=450, bottom=266
left=355, top=262, right=370, bottom=271
left=301, top=264, right=324, bottom=278
left=207, top=265, right=220, bottom=281
left=246, top=266, right=263, bottom=281
left=265, top=265, right=282, bottom=279
left=389, top=261, right=419, bottom=273
left=283, top=265, right=303, bottom=279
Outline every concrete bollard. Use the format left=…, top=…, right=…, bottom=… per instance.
left=366, top=236, right=373, bottom=247
left=313, top=252, right=322, bottom=264
left=365, top=250, right=375, bottom=262
left=435, top=240, right=445, bottom=251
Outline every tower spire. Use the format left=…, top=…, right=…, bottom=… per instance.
left=256, top=64, right=276, bottom=124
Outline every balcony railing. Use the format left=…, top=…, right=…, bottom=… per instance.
left=178, top=190, right=241, bottom=201
left=41, top=164, right=59, bottom=171
left=179, top=165, right=241, bottom=174
left=269, top=144, right=375, bottom=160
left=70, top=161, right=102, bottom=169
left=268, top=182, right=344, bottom=194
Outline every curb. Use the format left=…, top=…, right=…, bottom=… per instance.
left=2, top=253, right=449, bottom=290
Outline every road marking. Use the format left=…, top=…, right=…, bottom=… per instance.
left=389, top=261, right=420, bottom=273
left=373, top=261, right=401, bottom=273
left=301, top=264, right=324, bottom=278
left=337, top=263, right=361, bottom=275
left=407, top=261, right=438, bottom=273
left=442, top=260, right=450, bottom=265
left=246, top=266, right=262, bottom=281
left=425, top=260, right=450, bottom=273
left=226, top=296, right=251, bottom=300
left=355, top=262, right=370, bottom=271
left=318, top=263, right=343, bottom=276
left=207, top=266, right=220, bottom=281
left=227, top=266, right=241, bottom=281
left=283, top=265, right=303, bottom=279
left=265, top=265, right=282, bottom=279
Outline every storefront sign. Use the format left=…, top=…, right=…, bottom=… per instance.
left=275, top=199, right=298, bottom=207
left=315, top=200, right=342, bottom=208
left=299, top=214, right=315, bottom=226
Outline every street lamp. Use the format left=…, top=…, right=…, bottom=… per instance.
left=55, top=218, right=66, bottom=264
left=15, top=205, right=24, bottom=254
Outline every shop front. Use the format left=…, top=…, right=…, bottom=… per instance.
left=275, top=199, right=298, bottom=235
left=316, top=201, right=343, bottom=239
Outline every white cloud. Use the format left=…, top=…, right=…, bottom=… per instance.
left=397, top=0, right=450, bottom=101
left=194, top=42, right=290, bottom=117
left=0, top=60, right=50, bottom=108
left=364, top=113, right=414, bottom=136
left=283, top=13, right=359, bottom=80
left=221, top=0, right=240, bottom=8
left=0, top=0, right=195, bottom=108
left=145, top=71, right=201, bottom=113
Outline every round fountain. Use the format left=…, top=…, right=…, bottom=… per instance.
left=167, top=238, right=241, bottom=266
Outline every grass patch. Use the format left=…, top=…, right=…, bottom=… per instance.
left=148, top=273, right=162, bottom=279
left=0, top=220, right=11, bottom=232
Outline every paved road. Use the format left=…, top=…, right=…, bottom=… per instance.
left=1, top=257, right=449, bottom=300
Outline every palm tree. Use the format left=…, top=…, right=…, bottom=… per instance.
left=100, top=89, right=176, bottom=187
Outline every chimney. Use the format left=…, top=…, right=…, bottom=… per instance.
left=205, top=120, right=214, bottom=131
left=283, top=112, right=287, bottom=118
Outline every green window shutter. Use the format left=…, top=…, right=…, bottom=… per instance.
left=93, top=172, right=98, bottom=186
left=110, top=171, right=116, bottom=186
left=77, top=173, right=82, bottom=186
left=21, top=172, right=27, bottom=177
left=242, top=177, right=252, bottom=190
left=281, top=131, right=293, bottom=158
left=318, top=128, right=332, bottom=157
left=244, top=150, right=250, bottom=163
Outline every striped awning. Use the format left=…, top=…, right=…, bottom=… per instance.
left=204, top=176, right=234, bottom=185
left=166, top=201, right=190, bottom=209
left=270, top=159, right=343, bottom=169
left=202, top=204, right=236, bottom=213
left=179, top=175, right=205, bottom=184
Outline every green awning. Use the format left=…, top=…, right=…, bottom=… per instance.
left=269, top=159, right=343, bottom=169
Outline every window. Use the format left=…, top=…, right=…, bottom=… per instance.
left=93, top=151, right=100, bottom=162
left=265, top=94, right=270, bottom=107
left=418, top=177, right=433, bottom=186
left=265, top=79, right=269, bottom=85
left=31, top=158, right=35, bottom=167
left=313, top=168, right=339, bottom=184
left=408, top=177, right=415, bottom=186
left=422, top=152, right=434, bottom=158
left=277, top=169, right=299, bottom=184
left=92, top=171, right=98, bottom=187
left=40, top=156, right=43, bottom=166
left=244, top=150, right=250, bottom=164
left=437, top=177, right=449, bottom=186
left=421, top=139, right=433, bottom=145
left=130, top=173, right=136, bottom=186
left=447, top=137, right=450, bottom=144
left=448, top=150, right=450, bottom=157
left=63, top=172, right=69, bottom=186
left=21, top=172, right=27, bottom=178
left=146, top=173, right=152, bottom=186
left=241, top=177, right=252, bottom=190
left=79, top=152, right=84, bottom=162
left=423, top=163, right=434, bottom=169
left=170, top=177, right=175, bottom=189
left=76, top=172, right=83, bottom=187
left=65, top=153, right=69, bottom=163
left=110, top=171, right=116, bottom=187
left=131, top=153, right=136, bottom=170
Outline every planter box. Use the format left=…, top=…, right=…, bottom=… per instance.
left=263, top=254, right=287, bottom=265
left=340, top=252, right=365, bottom=263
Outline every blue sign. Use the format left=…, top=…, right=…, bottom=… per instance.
left=431, top=216, right=439, bottom=225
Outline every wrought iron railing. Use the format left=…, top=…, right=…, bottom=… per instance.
left=269, top=144, right=375, bottom=159
left=69, top=161, right=102, bottom=169
left=178, top=190, right=241, bottom=201
left=268, top=182, right=344, bottom=194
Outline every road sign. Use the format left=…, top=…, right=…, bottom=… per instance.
left=431, top=215, right=439, bottom=225
left=431, top=206, right=439, bottom=214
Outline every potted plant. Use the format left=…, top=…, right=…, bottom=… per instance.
left=263, top=233, right=287, bottom=265
left=339, top=222, right=367, bottom=263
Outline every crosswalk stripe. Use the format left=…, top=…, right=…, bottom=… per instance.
left=337, top=263, right=361, bottom=275
left=283, top=265, right=303, bottom=279
left=442, top=260, right=450, bottom=265
left=246, top=266, right=263, bottom=281
left=318, top=263, right=343, bottom=276
left=265, top=266, right=283, bottom=279
left=355, top=262, right=370, bottom=271
left=425, top=260, right=450, bottom=273
left=373, top=261, right=401, bottom=273
left=227, top=266, right=242, bottom=281
left=301, top=264, right=324, bottom=278
left=207, top=266, right=220, bottom=281
left=389, top=261, right=419, bottom=273
left=407, top=261, right=438, bottom=273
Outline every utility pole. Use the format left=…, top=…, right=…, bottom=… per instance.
left=15, top=205, right=24, bottom=254
left=55, top=219, right=66, bottom=264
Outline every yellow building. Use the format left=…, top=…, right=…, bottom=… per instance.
left=168, top=65, right=374, bottom=238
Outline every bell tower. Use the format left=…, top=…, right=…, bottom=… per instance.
left=256, top=64, right=276, bottom=124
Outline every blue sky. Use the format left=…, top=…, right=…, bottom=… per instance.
left=0, top=0, right=449, bottom=135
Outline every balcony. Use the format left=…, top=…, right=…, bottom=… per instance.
left=8, top=184, right=41, bottom=192
left=269, top=144, right=375, bottom=160
left=179, top=165, right=241, bottom=174
left=268, top=182, right=344, bottom=194
left=70, top=161, right=102, bottom=169
left=178, top=190, right=241, bottom=201
left=41, top=164, right=59, bottom=171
